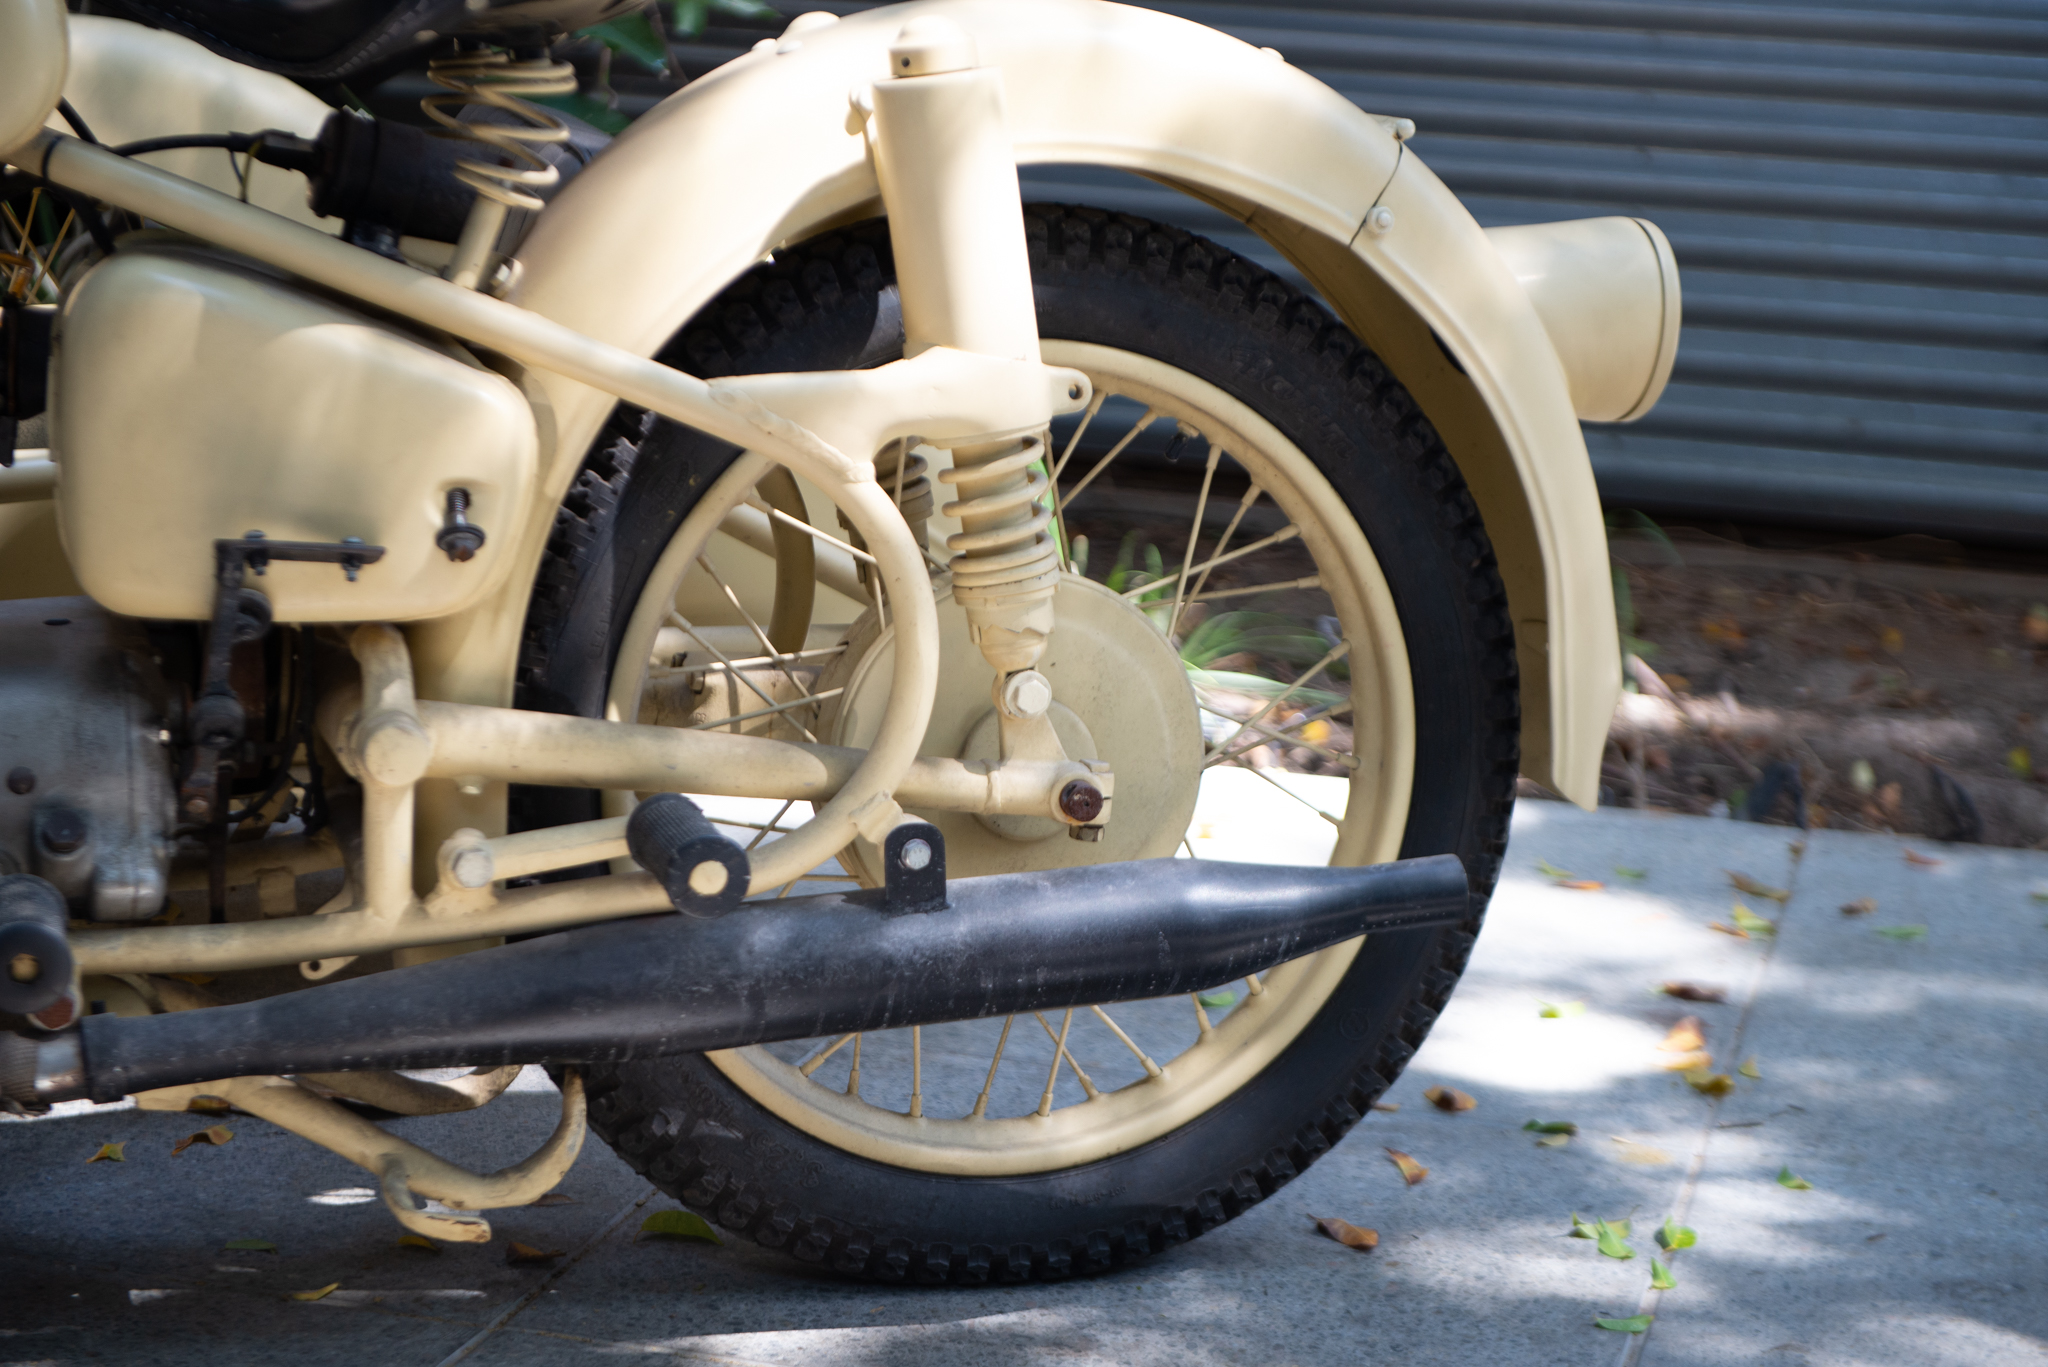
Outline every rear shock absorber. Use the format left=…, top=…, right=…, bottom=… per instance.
left=421, top=50, right=576, bottom=291
left=838, top=439, right=936, bottom=595
left=937, top=433, right=1059, bottom=672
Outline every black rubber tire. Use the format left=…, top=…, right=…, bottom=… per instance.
left=515, top=208, right=1519, bottom=1284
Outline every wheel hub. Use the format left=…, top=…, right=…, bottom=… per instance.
left=820, top=572, right=1204, bottom=879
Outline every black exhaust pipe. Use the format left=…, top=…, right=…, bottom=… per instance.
left=50, top=854, right=1469, bottom=1104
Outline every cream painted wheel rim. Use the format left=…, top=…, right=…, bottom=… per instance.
left=608, top=342, right=1416, bottom=1176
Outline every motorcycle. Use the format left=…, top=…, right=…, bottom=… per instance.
left=0, top=0, right=1678, bottom=1280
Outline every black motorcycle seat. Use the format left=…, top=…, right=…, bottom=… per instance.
left=97, top=0, right=474, bottom=81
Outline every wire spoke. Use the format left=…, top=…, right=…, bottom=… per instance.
left=1055, top=407, right=1158, bottom=520
left=1184, top=575, right=1322, bottom=608
left=1206, top=638, right=1351, bottom=758
left=1167, top=441, right=1223, bottom=639
left=970, top=1015, right=1015, bottom=1119
left=742, top=800, right=798, bottom=853
left=1048, top=390, right=1108, bottom=485
left=1235, top=760, right=1344, bottom=828
left=1183, top=483, right=1263, bottom=606
left=651, top=644, right=846, bottom=676
left=846, top=1033, right=863, bottom=1097
left=697, top=553, right=815, bottom=704
left=1089, top=1005, right=1163, bottom=1078
left=1033, top=1009, right=1100, bottom=1102
left=1245, top=972, right=1265, bottom=996
left=681, top=686, right=843, bottom=734
left=745, top=497, right=879, bottom=565
left=909, top=1025, right=923, bottom=1118
left=798, top=1032, right=856, bottom=1077
left=1120, top=525, right=1300, bottom=600
left=1198, top=703, right=1358, bottom=771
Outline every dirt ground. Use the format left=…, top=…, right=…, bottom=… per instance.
left=1576, top=521, right=2048, bottom=850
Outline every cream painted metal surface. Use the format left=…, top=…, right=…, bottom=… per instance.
left=454, top=0, right=1623, bottom=806
left=53, top=248, right=542, bottom=622
left=1484, top=217, right=1680, bottom=424
left=55, top=16, right=340, bottom=231
left=0, top=0, right=66, bottom=160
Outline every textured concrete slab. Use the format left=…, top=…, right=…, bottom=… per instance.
left=3, top=803, right=2043, bottom=1366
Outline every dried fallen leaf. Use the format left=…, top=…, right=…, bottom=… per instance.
left=1313, top=1216, right=1379, bottom=1251
left=1614, top=865, right=1648, bottom=880
left=223, top=1239, right=277, bottom=1253
left=1739, top=1056, right=1761, bottom=1079
left=1369, top=1101, right=1400, bottom=1113
left=1596, top=1315, right=1654, bottom=1334
left=1708, top=921, right=1750, bottom=940
left=1611, top=1137, right=1672, bottom=1165
left=1655, top=1218, right=1697, bottom=1251
left=1876, top=925, right=1927, bottom=941
left=1650, top=1257, right=1677, bottom=1290
left=1726, top=871, right=1791, bottom=904
left=186, top=1096, right=232, bottom=1116
left=639, top=1210, right=722, bottom=1243
left=2025, top=603, right=2048, bottom=647
left=1559, top=879, right=1605, bottom=891
left=1384, top=1148, right=1428, bottom=1186
left=87, top=1141, right=125, bottom=1163
left=2030, top=890, right=2048, bottom=904
left=1594, top=1218, right=1635, bottom=1260
left=1538, top=1000, right=1586, bottom=1018
left=533, top=1192, right=577, bottom=1206
left=1659, top=1016, right=1706, bottom=1053
left=1659, top=981, right=1728, bottom=1003
left=395, top=1234, right=440, bottom=1252
left=2007, top=747, right=2033, bottom=781
left=1840, top=897, right=1877, bottom=916
left=171, top=1126, right=234, bottom=1156
left=1777, top=1166, right=1814, bottom=1190
left=1683, top=1069, right=1734, bottom=1097
left=1879, top=626, right=1904, bottom=655
left=1536, top=858, right=1574, bottom=879
left=289, top=1283, right=341, bottom=1302
left=1535, top=1133, right=1572, bottom=1148
left=1523, top=1120, right=1579, bottom=1136
left=506, top=1242, right=563, bottom=1265
left=1660, top=1049, right=1713, bottom=1073
left=1903, top=848, right=1942, bottom=867
left=1423, top=1085, right=1476, bottom=1113
left=1730, top=903, right=1778, bottom=937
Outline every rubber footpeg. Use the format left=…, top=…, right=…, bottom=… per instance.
left=626, top=795, right=749, bottom=918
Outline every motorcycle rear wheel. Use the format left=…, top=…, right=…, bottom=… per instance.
left=516, top=207, right=1519, bottom=1282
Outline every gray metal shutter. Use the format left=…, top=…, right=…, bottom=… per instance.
left=681, top=1, right=2048, bottom=544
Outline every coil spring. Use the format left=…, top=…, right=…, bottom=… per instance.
left=421, top=51, right=577, bottom=213
left=937, top=435, right=1060, bottom=606
left=840, top=441, right=935, bottom=577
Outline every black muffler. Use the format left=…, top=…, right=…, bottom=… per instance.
left=41, top=851, right=1469, bottom=1104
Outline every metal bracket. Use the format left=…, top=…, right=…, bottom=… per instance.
left=878, top=820, right=947, bottom=914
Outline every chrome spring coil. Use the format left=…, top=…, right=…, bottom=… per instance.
left=421, top=50, right=577, bottom=287
left=937, top=435, right=1061, bottom=609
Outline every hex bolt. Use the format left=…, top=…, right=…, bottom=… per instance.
left=39, top=807, right=88, bottom=855
left=436, top=488, right=488, bottom=563
left=8, top=952, right=39, bottom=983
left=898, top=837, right=933, bottom=872
left=5, top=767, right=32, bottom=795
left=1058, top=780, right=1104, bottom=824
left=450, top=845, right=496, bottom=890
left=998, top=670, right=1053, bottom=720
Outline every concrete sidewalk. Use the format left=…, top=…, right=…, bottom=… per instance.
left=3, top=803, right=2044, bottom=1366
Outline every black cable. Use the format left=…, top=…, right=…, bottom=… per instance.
left=108, top=133, right=260, bottom=158
left=55, top=99, right=98, bottom=145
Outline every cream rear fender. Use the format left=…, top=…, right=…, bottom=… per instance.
left=412, top=0, right=1636, bottom=806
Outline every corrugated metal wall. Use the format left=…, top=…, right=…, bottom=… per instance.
left=670, top=0, right=2048, bottom=544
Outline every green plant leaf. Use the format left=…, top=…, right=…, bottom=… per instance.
left=1655, top=1217, right=1696, bottom=1251
left=1537, top=1000, right=1586, bottom=1018
left=1650, top=1257, right=1676, bottom=1290
left=1739, top=1056, right=1761, bottom=1079
left=1523, top=1120, right=1579, bottom=1135
left=1730, top=903, right=1777, bottom=938
left=1535, top=858, right=1573, bottom=878
left=1614, top=865, right=1648, bottom=880
left=1876, top=925, right=1927, bottom=941
left=527, top=91, right=633, bottom=135
left=224, top=1238, right=277, bottom=1252
left=1196, top=988, right=1238, bottom=1008
left=640, top=1209, right=722, bottom=1243
left=1595, top=1315, right=1654, bottom=1333
left=1568, top=1213, right=1594, bottom=1239
left=1776, top=1166, right=1813, bottom=1191
left=579, top=11, right=669, bottom=72
left=1594, top=1219, right=1635, bottom=1260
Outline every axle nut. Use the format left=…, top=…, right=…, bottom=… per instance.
left=1058, top=780, right=1104, bottom=824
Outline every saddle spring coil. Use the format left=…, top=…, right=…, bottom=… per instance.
left=937, top=434, right=1062, bottom=668
left=421, top=50, right=577, bottom=290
